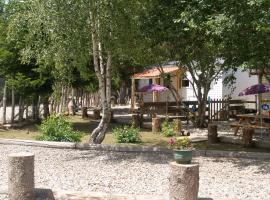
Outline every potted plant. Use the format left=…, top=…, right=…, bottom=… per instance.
left=168, top=137, right=193, bottom=164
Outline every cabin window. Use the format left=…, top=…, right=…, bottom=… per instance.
left=182, top=79, right=190, bottom=87
left=149, top=79, right=153, bottom=84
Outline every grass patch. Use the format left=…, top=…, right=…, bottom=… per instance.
left=0, top=115, right=269, bottom=153
left=0, top=125, right=40, bottom=140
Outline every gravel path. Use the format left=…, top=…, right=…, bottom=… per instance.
left=0, top=144, right=270, bottom=200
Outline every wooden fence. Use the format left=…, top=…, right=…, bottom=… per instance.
left=208, top=99, right=257, bottom=121
left=136, top=99, right=257, bottom=122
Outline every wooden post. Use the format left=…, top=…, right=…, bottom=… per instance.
left=169, top=162, right=199, bottom=200
left=11, top=88, right=15, bottom=124
left=18, top=96, right=23, bottom=123
left=131, top=114, right=141, bottom=128
left=208, top=123, right=218, bottom=143
left=93, top=109, right=101, bottom=119
left=242, top=128, right=254, bottom=147
left=110, top=111, right=114, bottom=122
left=8, top=152, right=35, bottom=200
left=82, top=107, right=88, bottom=118
left=152, top=117, right=161, bottom=133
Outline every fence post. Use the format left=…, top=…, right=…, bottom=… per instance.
left=8, top=152, right=35, bottom=200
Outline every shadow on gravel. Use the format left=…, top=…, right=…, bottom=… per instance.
left=66, top=150, right=171, bottom=165
left=210, top=157, right=270, bottom=175
left=35, top=188, right=55, bottom=200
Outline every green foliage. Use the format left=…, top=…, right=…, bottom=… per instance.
left=0, top=1, right=53, bottom=101
left=113, top=126, right=141, bottom=143
left=161, top=119, right=175, bottom=137
left=37, top=115, right=82, bottom=142
left=168, top=137, right=192, bottom=150
left=221, top=0, right=270, bottom=71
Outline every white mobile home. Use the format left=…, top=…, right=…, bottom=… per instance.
left=132, top=65, right=261, bottom=105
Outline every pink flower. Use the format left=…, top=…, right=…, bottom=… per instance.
left=168, top=138, right=175, bottom=145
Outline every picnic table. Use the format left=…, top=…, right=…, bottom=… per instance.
left=231, top=114, right=270, bottom=136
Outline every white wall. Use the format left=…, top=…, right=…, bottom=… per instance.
left=183, top=72, right=197, bottom=101
left=182, top=72, right=223, bottom=101
left=222, top=69, right=258, bottom=101
left=208, top=77, right=223, bottom=99
left=137, top=69, right=262, bottom=103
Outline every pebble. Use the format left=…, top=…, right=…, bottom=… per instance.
left=0, top=144, right=269, bottom=200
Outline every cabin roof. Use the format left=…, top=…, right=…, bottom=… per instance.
left=132, top=65, right=181, bottom=79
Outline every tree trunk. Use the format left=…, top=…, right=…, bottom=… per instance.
left=75, top=89, right=79, bottom=107
left=93, top=92, right=99, bottom=108
left=59, top=84, right=64, bottom=113
left=196, top=100, right=207, bottom=127
left=49, top=98, right=54, bottom=114
left=11, top=88, right=15, bottom=124
left=80, top=89, right=83, bottom=109
left=37, top=95, right=41, bottom=118
left=89, top=7, right=112, bottom=144
left=90, top=52, right=112, bottom=143
left=43, top=97, right=50, bottom=119
left=32, top=95, right=39, bottom=121
left=119, top=81, right=127, bottom=105
left=18, top=96, right=24, bottom=123
left=2, top=82, right=7, bottom=124
left=196, top=89, right=209, bottom=128
left=25, top=104, right=29, bottom=119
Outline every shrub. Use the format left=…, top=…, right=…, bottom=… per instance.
left=161, top=118, right=175, bottom=137
left=37, top=115, right=83, bottom=142
left=113, top=126, right=141, bottom=143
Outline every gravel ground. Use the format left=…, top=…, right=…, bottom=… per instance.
left=0, top=144, right=270, bottom=200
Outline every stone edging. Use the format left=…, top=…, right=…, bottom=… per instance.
left=0, top=138, right=269, bottom=160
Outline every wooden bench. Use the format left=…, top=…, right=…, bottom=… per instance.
left=230, top=123, right=270, bottom=129
left=230, top=123, right=270, bottom=137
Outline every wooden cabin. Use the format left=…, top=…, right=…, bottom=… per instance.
left=130, top=65, right=185, bottom=110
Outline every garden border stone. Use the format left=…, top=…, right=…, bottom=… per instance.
left=0, top=138, right=269, bottom=160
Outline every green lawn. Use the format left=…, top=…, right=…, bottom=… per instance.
left=0, top=115, right=269, bottom=153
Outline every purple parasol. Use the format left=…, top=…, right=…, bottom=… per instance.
left=238, top=84, right=270, bottom=96
left=138, top=84, right=168, bottom=92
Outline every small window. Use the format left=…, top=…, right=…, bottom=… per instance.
left=182, top=79, right=190, bottom=87
left=149, top=79, right=153, bottom=84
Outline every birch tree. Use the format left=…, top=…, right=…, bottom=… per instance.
left=8, top=0, right=142, bottom=143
